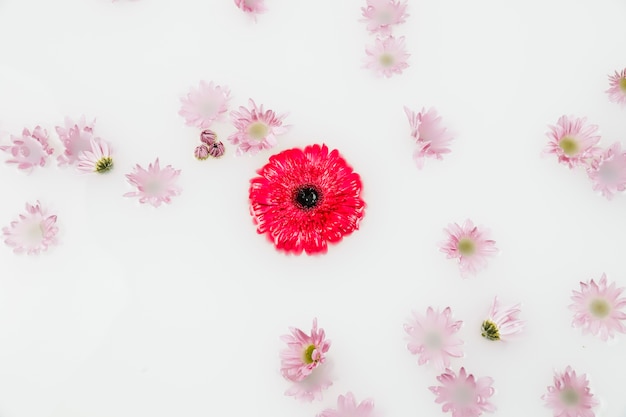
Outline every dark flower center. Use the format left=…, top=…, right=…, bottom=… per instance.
left=295, top=186, right=321, bottom=209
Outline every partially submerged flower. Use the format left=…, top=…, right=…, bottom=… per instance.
left=440, top=219, right=498, bottom=277
left=404, top=106, right=454, bottom=168
left=124, top=158, right=182, bottom=207
left=234, top=0, right=266, bottom=16
left=586, top=142, right=626, bottom=200
left=569, top=273, right=626, bottom=341
left=0, top=127, right=53, bottom=172
left=364, top=35, right=410, bottom=78
left=429, top=367, right=496, bottom=417
left=56, top=116, right=96, bottom=166
left=480, top=297, right=524, bottom=341
left=179, top=81, right=231, bottom=129
left=77, top=138, right=114, bottom=174
left=545, top=115, right=601, bottom=169
left=228, top=99, right=289, bottom=155
left=606, top=68, right=626, bottom=106
left=542, top=366, right=598, bottom=417
left=317, top=392, right=375, bottom=417
left=3, top=201, right=58, bottom=255
left=361, top=0, right=408, bottom=34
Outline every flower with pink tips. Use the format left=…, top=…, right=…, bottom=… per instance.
left=440, top=219, right=498, bottom=277
left=56, top=116, right=96, bottom=166
left=606, top=68, right=626, bottom=106
left=3, top=201, right=58, bottom=255
left=361, top=0, right=408, bottom=34
left=404, top=306, right=464, bottom=370
left=364, top=35, right=410, bottom=78
left=234, top=0, right=266, bottom=16
left=77, top=138, right=114, bottom=174
left=228, top=99, right=289, bottom=155
left=280, top=318, right=330, bottom=382
left=404, top=106, right=454, bottom=168
left=284, top=360, right=334, bottom=402
left=586, top=142, right=626, bottom=200
left=545, top=115, right=601, bottom=169
left=124, top=158, right=182, bottom=207
left=569, top=273, right=626, bottom=341
left=0, top=127, right=53, bottom=173
left=429, top=367, right=496, bottom=417
left=317, top=392, right=375, bottom=417
left=542, top=366, right=598, bottom=417
left=480, top=297, right=524, bottom=341
left=179, top=81, right=231, bottom=129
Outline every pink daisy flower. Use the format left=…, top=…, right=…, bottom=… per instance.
left=124, top=158, right=182, bottom=207
left=178, top=81, right=231, bottom=129
left=404, top=106, right=454, bottom=169
left=586, top=142, right=626, bottom=200
left=569, top=273, right=626, bottom=341
left=234, top=0, right=266, bottom=16
left=606, top=68, right=626, bottom=106
left=429, top=367, right=496, bottom=417
left=280, top=318, right=331, bottom=382
left=404, top=306, right=464, bottom=370
left=545, top=116, right=601, bottom=169
left=542, top=366, right=598, bottom=417
left=317, top=392, right=375, bottom=417
left=440, top=219, right=498, bottom=277
left=3, top=201, right=58, bottom=255
left=77, top=138, right=114, bottom=174
left=364, top=35, right=410, bottom=78
left=0, top=127, right=53, bottom=173
left=480, top=297, right=524, bottom=341
left=228, top=99, right=289, bottom=156
left=361, top=0, right=409, bottom=34
left=56, top=116, right=96, bottom=166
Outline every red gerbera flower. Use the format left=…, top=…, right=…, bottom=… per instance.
left=249, top=144, right=365, bottom=255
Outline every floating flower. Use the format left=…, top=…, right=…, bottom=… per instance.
left=228, top=99, right=289, bottom=156
left=249, top=144, right=365, bottom=255
left=124, top=158, right=182, bottom=207
left=404, top=106, right=454, bottom=168
left=480, top=297, right=524, bottom=341
left=234, top=0, right=266, bottom=16
left=179, top=81, right=231, bottom=129
left=317, top=392, right=375, bottom=417
left=200, top=129, right=218, bottom=146
left=3, top=201, right=58, bottom=255
left=56, top=116, right=96, bottom=166
left=606, top=68, right=626, bottom=106
left=545, top=116, right=601, bottom=169
left=0, top=127, right=53, bottom=172
left=586, top=142, right=626, bottom=200
left=429, top=367, right=496, bottom=417
left=404, top=306, right=464, bottom=370
left=361, top=0, right=408, bottom=34
left=284, top=362, right=333, bottom=402
left=207, top=141, right=225, bottom=158
left=542, top=366, right=598, bottom=417
left=569, top=273, right=626, bottom=341
left=77, top=138, right=113, bottom=174
left=440, top=219, right=498, bottom=277
left=194, top=144, right=210, bottom=160
left=364, top=35, right=409, bottom=78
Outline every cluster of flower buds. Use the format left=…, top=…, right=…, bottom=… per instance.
left=194, top=129, right=225, bottom=160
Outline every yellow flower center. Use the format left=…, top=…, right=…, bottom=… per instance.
left=95, top=157, right=114, bottom=173
left=481, top=320, right=500, bottom=341
left=379, top=53, right=394, bottom=67
left=590, top=298, right=611, bottom=318
left=560, top=388, right=580, bottom=406
left=619, top=77, right=626, bottom=92
left=559, top=137, right=579, bottom=156
left=303, top=344, right=316, bottom=364
left=248, top=122, right=269, bottom=140
left=457, top=238, right=476, bottom=256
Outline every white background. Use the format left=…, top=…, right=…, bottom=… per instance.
left=1, top=0, right=626, bottom=416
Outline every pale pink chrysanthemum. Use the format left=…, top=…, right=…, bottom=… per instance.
left=280, top=318, right=331, bottom=382
left=124, top=158, right=182, bottom=207
left=77, top=138, right=114, bottom=174
left=569, top=273, right=626, bottom=341
left=228, top=99, right=289, bottom=156
left=606, top=68, right=626, bottom=106
left=429, top=367, right=496, bottom=417
left=317, top=392, right=375, bottom=417
left=545, top=115, right=601, bottom=169
left=440, top=219, right=499, bottom=277
left=404, top=106, right=454, bottom=168
left=0, top=127, right=53, bottom=172
left=360, top=0, right=408, bottom=35
left=3, top=201, right=58, bottom=255
left=364, top=36, right=410, bottom=78
left=284, top=361, right=334, bottom=402
left=56, top=116, right=96, bottom=166
left=234, top=0, right=266, bottom=16
left=404, top=306, right=464, bottom=370
left=542, top=366, right=598, bottom=417
left=480, top=297, right=524, bottom=341
left=586, top=142, right=626, bottom=200
left=178, top=81, right=231, bottom=129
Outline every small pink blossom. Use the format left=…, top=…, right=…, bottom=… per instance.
left=207, top=141, right=225, bottom=158
left=56, top=116, right=96, bottom=166
left=440, top=219, right=498, bottom=277
left=0, top=127, right=53, bottom=172
left=361, top=0, right=408, bottom=34
left=280, top=318, right=330, bottom=382
left=179, top=81, right=231, bottom=129
left=124, top=158, right=182, bottom=207
left=542, top=366, right=598, bottom=417
left=3, top=201, right=58, bottom=255
left=429, top=367, right=496, bottom=417
left=194, top=144, right=210, bottom=160
left=606, top=68, right=626, bottom=106
left=545, top=116, right=601, bottom=169
left=234, top=0, right=266, bottom=16
left=364, top=36, right=410, bottom=78
left=586, top=142, right=626, bottom=200
left=317, top=392, right=375, bottom=417
left=77, top=138, right=113, bottom=174
left=228, top=99, right=289, bottom=156
left=569, top=273, right=626, bottom=341
left=404, top=306, right=464, bottom=370
left=404, top=106, right=454, bottom=168
left=481, top=297, right=524, bottom=341
left=284, top=361, right=334, bottom=402
left=200, top=129, right=218, bottom=146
